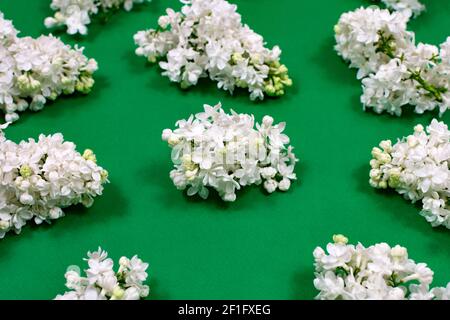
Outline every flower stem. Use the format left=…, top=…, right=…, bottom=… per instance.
left=375, top=31, right=447, bottom=103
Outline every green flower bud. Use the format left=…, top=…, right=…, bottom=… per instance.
left=111, top=287, right=125, bottom=300
left=236, top=79, right=248, bottom=88
left=250, top=53, right=261, bottom=64
left=281, top=77, right=293, bottom=86
left=378, top=180, right=388, bottom=189
left=264, top=84, right=276, bottom=96
left=82, top=149, right=97, bottom=162
left=0, top=220, right=9, bottom=230
left=100, top=170, right=109, bottom=183
left=180, top=81, right=190, bottom=89
left=76, top=76, right=95, bottom=94
left=334, top=24, right=341, bottom=34
left=19, top=164, right=32, bottom=178
left=231, top=52, right=243, bottom=63
left=63, top=87, right=75, bottom=95
left=61, top=76, right=72, bottom=86
left=388, top=169, right=401, bottom=188
left=278, top=64, right=288, bottom=75
left=270, top=61, right=280, bottom=69
left=333, top=234, right=348, bottom=244
left=48, top=91, right=59, bottom=100
left=17, top=73, right=41, bottom=93
left=55, top=12, right=64, bottom=22
left=29, top=78, right=41, bottom=91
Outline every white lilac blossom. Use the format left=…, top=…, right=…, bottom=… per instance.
left=370, top=119, right=450, bottom=229
left=55, top=248, right=149, bottom=300
left=134, top=0, right=292, bottom=100
left=313, top=235, right=450, bottom=300
left=45, top=0, right=149, bottom=35
left=162, top=103, right=298, bottom=202
left=376, top=0, right=425, bottom=17
left=0, top=124, right=109, bottom=239
left=0, top=12, right=97, bottom=123
left=335, top=6, right=450, bottom=116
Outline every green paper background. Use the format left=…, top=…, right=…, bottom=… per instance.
left=0, top=0, right=449, bottom=300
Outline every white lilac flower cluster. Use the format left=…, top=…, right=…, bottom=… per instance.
left=370, top=119, right=450, bottom=229
left=45, top=0, right=149, bottom=35
left=0, top=12, right=97, bottom=123
left=162, top=103, right=298, bottom=202
left=335, top=6, right=450, bottom=116
left=377, top=0, right=425, bottom=17
left=55, top=247, right=149, bottom=300
left=313, top=235, right=450, bottom=300
left=134, top=0, right=292, bottom=100
left=0, top=124, right=108, bottom=239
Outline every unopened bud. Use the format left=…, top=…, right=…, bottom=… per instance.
left=391, top=245, right=407, bottom=260
left=19, top=164, right=32, bottom=178
left=333, top=234, right=348, bottom=244
left=83, top=149, right=97, bottom=162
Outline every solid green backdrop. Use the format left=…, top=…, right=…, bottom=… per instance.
left=0, top=0, right=449, bottom=300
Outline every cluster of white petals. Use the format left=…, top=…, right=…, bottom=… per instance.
left=162, top=103, right=298, bottom=202
left=379, top=0, right=425, bottom=17
left=335, top=6, right=450, bottom=116
left=370, top=119, right=450, bottom=229
left=134, top=0, right=292, bottom=100
left=313, top=235, right=450, bottom=300
left=0, top=124, right=108, bottom=238
left=0, top=12, right=97, bottom=123
left=45, top=0, right=148, bottom=35
left=55, top=247, right=149, bottom=300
